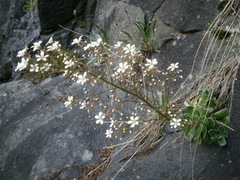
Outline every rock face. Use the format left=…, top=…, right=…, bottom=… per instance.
left=38, top=0, right=97, bottom=33
left=99, top=72, right=240, bottom=180
left=0, top=77, right=111, bottom=180
left=0, top=0, right=40, bottom=82
left=156, top=0, right=220, bottom=32
left=94, top=0, right=145, bottom=45
left=0, top=0, right=240, bottom=180
left=38, top=0, right=85, bottom=33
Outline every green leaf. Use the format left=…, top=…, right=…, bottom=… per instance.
left=199, top=115, right=207, bottom=124
left=95, top=24, right=109, bottom=43
left=217, top=137, right=227, bottom=146
left=199, top=89, right=204, bottom=97
left=181, top=113, right=191, bottom=120
left=193, top=109, right=200, bottom=117
left=184, top=126, right=195, bottom=140
left=185, top=106, right=194, bottom=114
left=199, top=97, right=208, bottom=106
left=205, top=117, right=215, bottom=128
left=213, top=108, right=229, bottom=120
left=121, top=30, right=133, bottom=43
left=196, top=138, right=203, bottom=144
left=194, top=123, right=203, bottom=140
left=204, top=134, right=212, bottom=144
left=210, top=136, right=217, bottom=142
left=221, top=116, right=230, bottom=125
left=197, top=106, right=206, bottom=115
left=208, top=129, right=216, bottom=136
left=217, top=125, right=225, bottom=132
left=221, top=131, right=229, bottom=139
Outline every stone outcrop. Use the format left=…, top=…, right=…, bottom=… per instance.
left=0, top=0, right=40, bottom=82
left=0, top=77, right=112, bottom=180
left=0, top=0, right=240, bottom=180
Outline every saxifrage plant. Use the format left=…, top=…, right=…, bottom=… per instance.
left=180, top=89, right=230, bottom=146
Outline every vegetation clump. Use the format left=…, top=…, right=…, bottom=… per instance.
left=181, top=89, right=230, bottom=146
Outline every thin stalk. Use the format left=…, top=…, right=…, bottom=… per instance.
left=88, top=72, right=170, bottom=120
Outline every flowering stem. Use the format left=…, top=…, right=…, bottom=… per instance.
left=87, top=72, right=170, bottom=120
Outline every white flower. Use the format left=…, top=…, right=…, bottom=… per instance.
left=95, top=112, right=105, bottom=124
left=184, top=101, right=189, bottom=107
left=96, top=38, right=102, bottom=45
left=114, top=41, right=122, bottom=48
left=15, top=58, right=29, bottom=71
left=17, top=46, right=28, bottom=57
left=145, top=58, right=158, bottom=70
left=46, top=36, right=54, bottom=45
left=170, top=118, right=181, bottom=129
left=123, top=44, right=136, bottom=55
left=105, top=129, right=113, bottom=138
left=47, top=41, right=61, bottom=51
left=40, top=63, right=51, bottom=72
left=76, top=72, right=87, bottom=85
left=29, top=64, right=39, bottom=72
left=167, top=63, right=179, bottom=71
left=79, top=101, right=86, bottom=109
left=117, top=62, right=129, bottom=73
left=64, top=60, right=75, bottom=68
left=83, top=38, right=102, bottom=51
left=35, top=51, right=49, bottom=61
left=64, top=96, right=73, bottom=107
left=71, top=36, right=82, bottom=45
left=31, top=41, right=42, bottom=51
left=128, top=116, right=139, bottom=128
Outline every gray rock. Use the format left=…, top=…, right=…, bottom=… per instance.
left=94, top=0, right=145, bottom=45
left=38, top=0, right=87, bottom=33
left=128, top=0, right=165, bottom=18
left=155, top=0, right=220, bottom=32
left=0, top=76, right=111, bottom=180
left=0, top=0, right=40, bottom=82
left=152, top=32, right=205, bottom=92
left=38, top=0, right=97, bottom=34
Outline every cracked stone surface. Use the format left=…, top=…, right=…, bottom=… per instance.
left=0, top=77, right=111, bottom=180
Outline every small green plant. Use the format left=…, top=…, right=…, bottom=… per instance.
left=181, top=89, right=230, bottom=146
left=95, top=25, right=109, bottom=44
left=24, top=0, right=37, bottom=12
left=122, top=20, right=158, bottom=53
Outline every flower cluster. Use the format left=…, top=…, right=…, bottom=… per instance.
left=16, top=35, right=183, bottom=139
left=15, top=37, right=63, bottom=77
